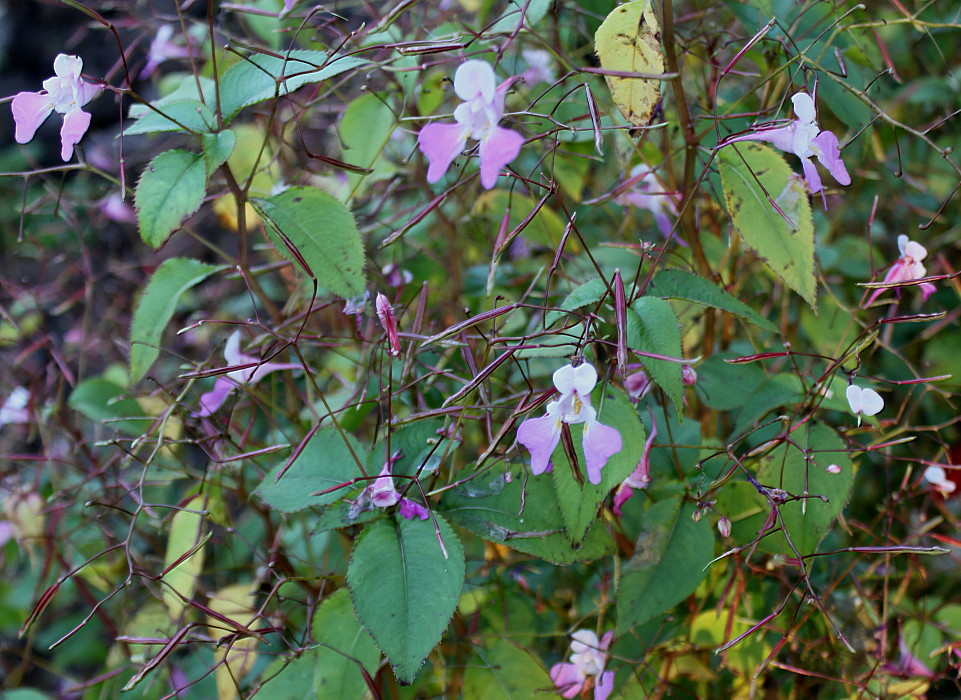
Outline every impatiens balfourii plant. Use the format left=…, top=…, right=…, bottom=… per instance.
left=3, top=2, right=961, bottom=698
left=417, top=59, right=524, bottom=189
left=718, top=91, right=851, bottom=196
left=551, top=629, right=615, bottom=700
left=868, top=235, right=938, bottom=304
left=11, top=53, right=101, bottom=161
left=516, top=362, right=623, bottom=484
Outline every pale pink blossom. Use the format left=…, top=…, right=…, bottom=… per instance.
left=11, top=54, right=101, bottom=161
left=517, top=363, right=622, bottom=485
left=613, top=165, right=679, bottom=240
left=0, top=387, right=30, bottom=427
left=353, top=452, right=429, bottom=520
left=195, top=331, right=300, bottom=416
left=923, top=465, right=957, bottom=496
left=612, top=417, right=657, bottom=515
left=520, top=49, right=556, bottom=86
left=867, top=235, right=937, bottom=305
left=550, top=630, right=615, bottom=700
left=417, top=60, right=524, bottom=189
left=140, top=25, right=194, bottom=79
left=718, top=92, right=850, bottom=195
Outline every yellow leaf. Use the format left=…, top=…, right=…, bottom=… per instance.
left=161, top=495, right=207, bottom=620
left=207, top=583, right=263, bottom=700
left=595, top=0, right=665, bottom=127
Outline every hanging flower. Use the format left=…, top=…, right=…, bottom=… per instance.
left=352, top=452, right=429, bottom=520
left=867, top=235, right=937, bottom=305
left=11, top=54, right=101, bottom=161
left=417, top=60, right=524, bottom=189
left=718, top=92, right=850, bottom=195
left=846, top=384, right=883, bottom=427
left=0, top=387, right=31, bottom=427
left=195, top=331, right=300, bottom=417
left=516, top=363, right=622, bottom=485
left=550, top=630, right=615, bottom=700
left=375, top=293, right=402, bottom=358
left=140, top=25, right=194, bottom=79
left=612, top=418, right=657, bottom=515
left=613, top=165, right=679, bottom=240
left=923, top=465, right=957, bottom=496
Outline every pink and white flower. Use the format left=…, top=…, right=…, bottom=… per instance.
left=517, top=363, right=622, bottom=485
left=353, top=452, right=429, bottom=520
left=0, top=387, right=30, bottom=427
left=612, top=418, right=657, bottom=515
left=923, top=465, right=957, bottom=496
left=375, top=293, right=402, bottom=358
left=718, top=92, right=850, bottom=195
left=613, top=165, right=679, bottom=240
left=140, top=25, right=194, bottom=79
left=417, top=60, right=524, bottom=190
left=11, top=54, right=101, bottom=161
left=550, top=629, right=615, bottom=700
left=195, top=331, right=300, bottom=417
left=868, top=235, right=937, bottom=305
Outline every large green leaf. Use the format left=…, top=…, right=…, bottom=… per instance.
left=340, top=93, right=396, bottom=199
left=161, top=495, right=207, bottom=620
left=201, top=130, right=236, bottom=178
left=615, top=496, right=713, bottom=633
left=124, top=100, right=216, bottom=136
left=552, top=389, right=645, bottom=545
left=463, top=639, right=552, bottom=699
left=219, top=50, right=367, bottom=122
left=544, top=278, right=608, bottom=327
left=255, top=429, right=367, bottom=513
left=442, top=467, right=615, bottom=565
left=348, top=514, right=464, bottom=683
left=755, top=423, right=854, bottom=556
left=251, top=187, right=366, bottom=299
left=647, top=268, right=777, bottom=332
left=310, top=589, right=380, bottom=699
left=129, top=258, right=223, bottom=383
left=135, top=149, right=207, bottom=248
left=68, top=377, right=147, bottom=436
left=626, top=298, right=684, bottom=412
left=717, top=142, right=817, bottom=308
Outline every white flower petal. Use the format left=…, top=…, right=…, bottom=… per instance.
left=791, top=92, right=817, bottom=124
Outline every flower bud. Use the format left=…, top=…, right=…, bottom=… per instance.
left=717, top=516, right=732, bottom=538
left=681, top=365, right=698, bottom=386
left=826, top=463, right=842, bottom=475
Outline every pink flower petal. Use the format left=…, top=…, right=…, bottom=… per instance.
left=399, top=498, right=429, bottom=520
left=550, top=662, right=585, bottom=699
left=11, top=92, right=54, bottom=144
left=59, top=108, right=91, bottom=161
left=811, top=131, right=851, bottom=186
left=582, top=419, right=622, bottom=485
left=516, top=411, right=561, bottom=475
left=195, top=377, right=236, bottom=417
left=800, top=156, right=824, bottom=194
left=595, top=670, right=615, bottom=700
left=478, top=126, right=523, bottom=189
left=612, top=483, right=633, bottom=516
left=418, top=122, right=468, bottom=184
left=919, top=282, right=937, bottom=302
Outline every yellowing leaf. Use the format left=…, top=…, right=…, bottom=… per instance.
left=207, top=583, right=262, bottom=700
left=161, top=495, right=207, bottom=620
left=595, top=0, right=665, bottom=127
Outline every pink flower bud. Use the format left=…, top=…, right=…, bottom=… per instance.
left=624, top=369, right=650, bottom=402
left=717, top=516, right=732, bottom=538
left=375, top=293, right=401, bottom=358
left=826, top=463, right=842, bottom=475
left=681, top=365, right=697, bottom=386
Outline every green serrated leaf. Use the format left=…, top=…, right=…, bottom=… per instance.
left=626, top=298, right=684, bottom=412
left=463, top=639, right=552, bottom=699
left=615, top=497, right=713, bottom=633
left=219, top=50, right=367, bottom=122
left=545, top=278, right=608, bottom=327
left=340, top=93, right=396, bottom=199
left=67, top=377, right=147, bottom=435
left=442, top=467, right=615, bottom=565
left=202, top=130, right=236, bottom=179
left=552, top=389, right=645, bottom=545
left=348, top=514, right=464, bottom=684
left=124, top=100, right=215, bottom=136
left=135, top=149, right=207, bottom=248
left=310, top=589, right=381, bottom=699
left=648, top=269, right=777, bottom=332
left=255, top=428, right=367, bottom=513
left=251, top=186, right=366, bottom=299
left=130, top=258, right=223, bottom=383
left=756, top=423, right=854, bottom=556
left=718, top=142, right=817, bottom=308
